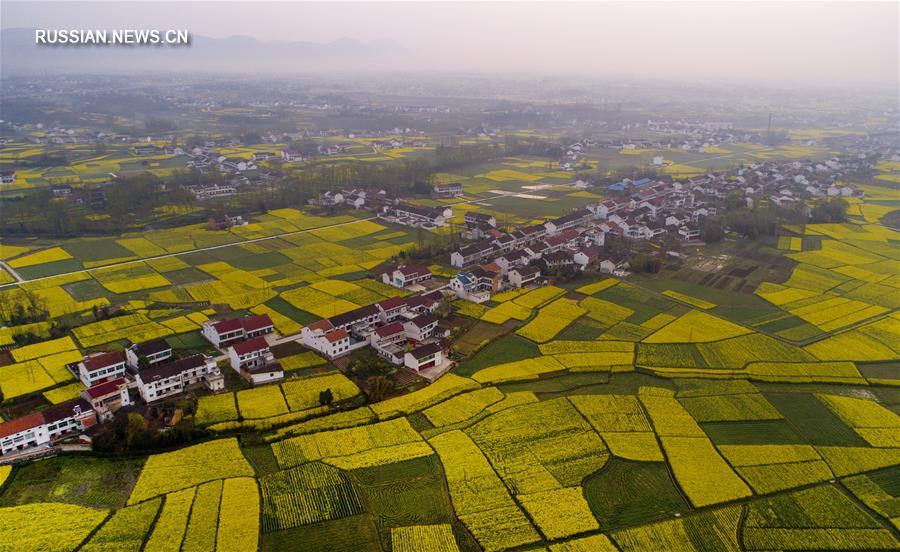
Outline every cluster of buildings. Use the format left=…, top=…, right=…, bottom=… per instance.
left=301, top=290, right=449, bottom=374
left=74, top=338, right=225, bottom=407
left=0, top=313, right=283, bottom=458
left=448, top=208, right=611, bottom=302
left=201, top=314, right=284, bottom=384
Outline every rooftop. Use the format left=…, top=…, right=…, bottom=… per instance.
left=231, top=337, right=270, bottom=355
left=83, top=351, right=126, bottom=373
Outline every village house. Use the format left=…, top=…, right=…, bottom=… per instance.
left=189, top=184, right=238, bottom=201
left=207, top=214, right=245, bottom=231
left=43, top=399, right=96, bottom=442
left=404, top=342, right=444, bottom=373
left=0, top=399, right=96, bottom=456
left=542, top=250, right=575, bottom=269
left=0, top=170, right=17, bottom=184
left=135, top=354, right=224, bottom=403
left=679, top=225, right=701, bottom=240
left=383, top=265, right=432, bottom=289
left=281, top=149, right=304, bottom=162
left=450, top=271, right=492, bottom=303
left=220, top=157, right=256, bottom=172
left=508, top=265, right=541, bottom=288
left=227, top=337, right=283, bottom=384
left=401, top=312, right=439, bottom=342
left=544, top=209, right=593, bottom=235
left=370, top=322, right=407, bottom=364
left=77, top=351, right=127, bottom=387
left=82, top=378, right=131, bottom=422
left=251, top=151, right=276, bottom=162
left=492, top=233, right=517, bottom=253
left=403, top=292, right=442, bottom=315
left=301, top=321, right=355, bottom=359
left=573, top=247, right=601, bottom=270
left=328, top=305, right=381, bottom=334
left=433, top=182, right=463, bottom=198
left=391, top=203, right=448, bottom=227
left=125, top=339, right=172, bottom=370
left=494, top=249, right=530, bottom=275
left=133, top=145, right=160, bottom=155
left=450, top=241, right=495, bottom=268
left=376, top=297, right=409, bottom=323
left=465, top=212, right=497, bottom=228
left=202, top=314, right=274, bottom=348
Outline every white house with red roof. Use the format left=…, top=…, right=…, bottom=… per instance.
left=82, top=377, right=131, bottom=422
left=0, top=399, right=96, bottom=456
left=508, top=265, right=541, bottom=288
left=77, top=351, right=127, bottom=387
left=376, top=297, right=408, bottom=323
left=227, top=337, right=282, bottom=384
left=370, top=321, right=407, bottom=364
left=201, top=314, right=274, bottom=348
left=302, top=318, right=355, bottom=359
left=383, top=265, right=432, bottom=289
left=404, top=342, right=444, bottom=372
left=402, top=313, right=438, bottom=342
left=136, top=355, right=223, bottom=403
left=573, top=247, right=601, bottom=270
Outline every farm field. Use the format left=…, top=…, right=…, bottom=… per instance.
left=2, top=135, right=900, bottom=551
left=3, top=372, right=899, bottom=551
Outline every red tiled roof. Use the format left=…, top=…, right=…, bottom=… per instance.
left=0, top=412, right=46, bottom=439
left=377, top=297, right=407, bottom=311
left=306, top=319, right=335, bottom=332
left=84, top=378, right=126, bottom=399
left=241, top=314, right=273, bottom=333
left=374, top=322, right=404, bottom=338
left=83, top=351, right=125, bottom=373
left=324, top=329, right=349, bottom=343
left=398, top=265, right=430, bottom=278
left=408, top=342, right=442, bottom=360
left=211, top=318, right=243, bottom=334
left=231, top=337, right=269, bottom=355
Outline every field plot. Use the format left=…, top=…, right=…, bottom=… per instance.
left=81, top=498, right=160, bottom=552
left=817, top=394, right=900, bottom=448
left=127, top=438, right=254, bottom=504
left=390, top=524, right=459, bottom=552
left=465, top=398, right=609, bottom=495
left=0, top=502, right=110, bottom=552
left=643, top=310, right=751, bottom=343
left=718, top=444, right=833, bottom=493
left=640, top=389, right=751, bottom=506
left=260, top=462, right=365, bottom=531
left=272, top=418, right=424, bottom=469
left=429, top=430, right=540, bottom=551
left=742, top=486, right=897, bottom=550
left=611, top=505, right=742, bottom=552
left=516, top=298, right=586, bottom=343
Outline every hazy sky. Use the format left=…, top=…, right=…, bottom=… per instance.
left=2, top=1, right=898, bottom=88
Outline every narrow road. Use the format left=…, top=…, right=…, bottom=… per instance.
left=0, top=261, right=24, bottom=283
left=0, top=192, right=505, bottom=289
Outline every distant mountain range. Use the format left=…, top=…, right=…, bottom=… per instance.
left=0, top=28, right=407, bottom=74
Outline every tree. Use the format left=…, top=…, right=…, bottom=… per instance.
left=810, top=197, right=849, bottom=223
left=319, top=388, right=334, bottom=406
left=701, top=217, right=725, bottom=243
left=365, top=376, right=393, bottom=403
left=724, top=189, right=745, bottom=211
left=137, top=355, right=150, bottom=371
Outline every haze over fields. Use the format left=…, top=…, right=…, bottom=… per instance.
left=1, top=1, right=898, bottom=89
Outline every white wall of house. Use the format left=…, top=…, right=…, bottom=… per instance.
left=78, top=361, right=126, bottom=387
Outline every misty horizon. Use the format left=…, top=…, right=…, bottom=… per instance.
left=1, top=1, right=898, bottom=92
